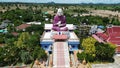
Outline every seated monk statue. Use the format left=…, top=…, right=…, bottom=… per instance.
left=52, top=8, right=68, bottom=31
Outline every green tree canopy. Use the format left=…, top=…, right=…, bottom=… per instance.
left=14, top=32, right=30, bottom=49
left=82, top=37, right=96, bottom=55
left=95, top=42, right=116, bottom=62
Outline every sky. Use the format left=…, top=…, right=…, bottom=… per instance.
left=0, top=0, right=120, bottom=4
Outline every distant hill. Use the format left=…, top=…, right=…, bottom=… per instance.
left=0, top=2, right=120, bottom=5
left=47, top=1, right=55, bottom=4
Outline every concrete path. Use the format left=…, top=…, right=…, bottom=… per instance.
left=53, top=42, right=70, bottom=68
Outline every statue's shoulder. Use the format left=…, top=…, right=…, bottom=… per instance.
left=54, top=15, right=58, bottom=18
left=63, top=15, right=66, bottom=18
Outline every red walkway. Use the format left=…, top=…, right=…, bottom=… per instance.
left=53, top=42, right=70, bottom=68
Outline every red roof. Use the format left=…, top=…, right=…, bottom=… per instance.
left=16, top=24, right=31, bottom=30
left=106, top=26, right=120, bottom=34
left=11, top=32, right=19, bottom=36
left=52, top=35, right=68, bottom=40
left=112, top=27, right=120, bottom=32
left=96, top=33, right=108, bottom=40
left=94, top=26, right=120, bottom=53
left=106, top=27, right=120, bottom=45
left=92, top=34, right=105, bottom=43
left=106, top=27, right=113, bottom=34
left=99, top=26, right=120, bottom=43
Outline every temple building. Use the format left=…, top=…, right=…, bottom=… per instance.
left=40, top=24, right=80, bottom=67
left=40, top=24, right=79, bottom=52
left=93, top=26, right=120, bottom=53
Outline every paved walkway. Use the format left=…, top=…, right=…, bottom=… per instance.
left=92, top=55, right=120, bottom=68
left=53, top=42, right=70, bottom=68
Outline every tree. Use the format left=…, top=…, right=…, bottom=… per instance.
left=32, top=46, right=47, bottom=60
left=14, top=32, right=47, bottom=62
left=77, top=52, right=86, bottom=62
left=0, top=44, right=19, bottom=66
left=95, top=42, right=116, bottom=62
left=79, top=37, right=97, bottom=62
left=20, top=50, right=33, bottom=64
left=26, top=24, right=44, bottom=35
left=82, top=37, right=96, bottom=55
left=14, top=32, right=30, bottom=49
left=78, top=37, right=116, bottom=62
left=0, top=35, right=5, bottom=44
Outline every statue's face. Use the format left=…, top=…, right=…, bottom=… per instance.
left=57, top=8, right=63, bottom=16
left=57, top=12, right=63, bottom=16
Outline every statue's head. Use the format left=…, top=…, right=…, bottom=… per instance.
left=57, top=8, right=63, bottom=16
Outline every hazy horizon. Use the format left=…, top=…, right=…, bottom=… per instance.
left=0, top=0, right=120, bottom=4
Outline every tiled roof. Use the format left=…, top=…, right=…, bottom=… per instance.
left=52, top=35, right=68, bottom=40
left=96, top=33, right=108, bottom=40
left=16, top=24, right=31, bottom=30
left=94, top=26, right=120, bottom=53
left=11, top=32, right=19, bottom=36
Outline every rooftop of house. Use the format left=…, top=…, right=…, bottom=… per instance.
left=0, top=22, right=8, bottom=29
left=0, top=20, right=11, bottom=29
left=11, top=32, right=19, bottom=36
left=16, top=23, right=31, bottom=30
left=2, top=19, right=11, bottom=23
left=93, top=26, right=120, bottom=53
left=26, top=22, right=41, bottom=25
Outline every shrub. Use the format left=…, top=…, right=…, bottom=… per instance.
left=79, top=37, right=116, bottom=62
left=95, top=42, right=116, bottom=62
left=80, top=37, right=96, bottom=62
left=20, top=50, right=33, bottom=64
left=77, top=52, right=86, bottom=62
left=77, top=52, right=95, bottom=62
left=0, top=38, right=4, bottom=44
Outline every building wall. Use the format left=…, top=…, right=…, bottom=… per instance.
left=40, top=42, right=53, bottom=51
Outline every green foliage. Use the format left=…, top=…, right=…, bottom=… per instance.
left=26, top=25, right=44, bottom=35
left=1, top=4, right=120, bottom=27
left=1, top=3, right=120, bottom=66
left=110, top=6, right=120, bottom=12
left=78, top=37, right=96, bottom=62
left=0, top=45, right=19, bottom=66
left=66, top=16, right=79, bottom=24
left=14, top=32, right=30, bottom=49
left=32, top=46, right=47, bottom=60
left=0, top=33, right=15, bottom=44
left=80, top=16, right=110, bottom=25
left=77, top=52, right=86, bottom=61
left=82, top=37, right=96, bottom=54
left=95, top=42, right=116, bottom=62
left=74, top=29, right=79, bottom=36
left=77, top=52, right=95, bottom=62
left=73, top=9, right=89, bottom=14
left=0, top=38, right=4, bottom=44
left=14, top=32, right=47, bottom=62
left=78, top=37, right=116, bottom=62
left=4, top=33, right=14, bottom=39
left=0, top=32, right=47, bottom=66
left=20, top=50, right=33, bottom=64
left=1, top=8, right=44, bottom=26
left=111, top=18, right=120, bottom=25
